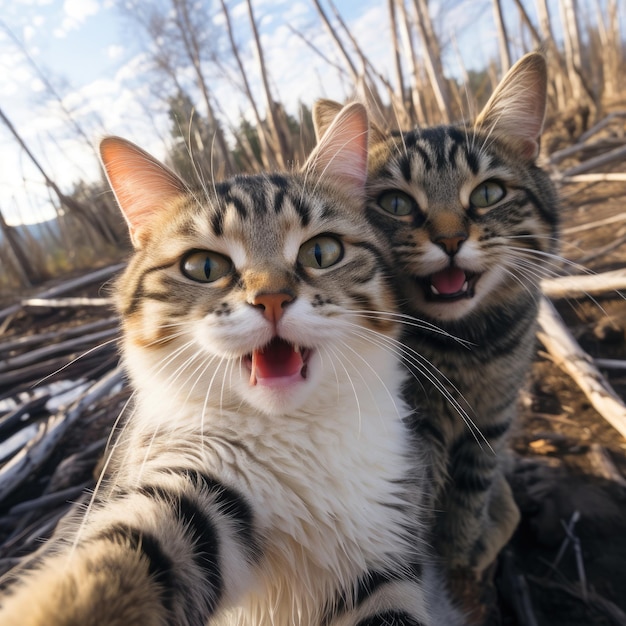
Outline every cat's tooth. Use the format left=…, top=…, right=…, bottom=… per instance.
left=431, top=285, right=440, bottom=295
left=250, top=351, right=258, bottom=386
left=294, top=345, right=301, bottom=354
left=462, top=281, right=469, bottom=292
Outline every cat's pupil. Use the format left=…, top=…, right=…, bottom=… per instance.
left=314, top=243, right=322, bottom=266
left=470, top=180, right=505, bottom=208
left=181, top=250, right=231, bottom=283
left=298, top=235, right=343, bottom=269
left=377, top=190, right=413, bottom=216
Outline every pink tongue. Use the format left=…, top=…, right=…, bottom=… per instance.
left=430, top=267, right=467, bottom=295
left=251, top=338, right=303, bottom=381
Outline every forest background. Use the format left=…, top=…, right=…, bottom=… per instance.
left=0, top=0, right=623, bottom=291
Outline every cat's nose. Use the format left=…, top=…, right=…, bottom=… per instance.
left=253, top=292, right=294, bottom=323
left=433, top=233, right=467, bottom=256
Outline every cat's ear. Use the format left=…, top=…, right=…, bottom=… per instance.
left=474, top=52, right=547, bottom=161
left=304, top=102, right=369, bottom=195
left=313, top=98, right=387, bottom=146
left=99, top=137, right=188, bottom=248
left=312, top=99, right=344, bottom=142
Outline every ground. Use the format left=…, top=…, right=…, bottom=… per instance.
left=0, top=125, right=625, bottom=625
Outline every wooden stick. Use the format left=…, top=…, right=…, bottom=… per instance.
left=561, top=173, right=626, bottom=183
left=576, top=233, right=626, bottom=265
left=0, top=317, right=118, bottom=355
left=0, top=367, right=125, bottom=502
left=560, top=144, right=626, bottom=177
left=537, top=298, right=626, bottom=440
left=541, top=268, right=626, bottom=298
left=561, top=212, right=626, bottom=235
left=550, top=136, right=626, bottom=165
left=576, top=110, right=626, bottom=143
left=22, top=297, right=113, bottom=309
left=0, top=262, right=125, bottom=325
left=0, top=328, right=118, bottom=374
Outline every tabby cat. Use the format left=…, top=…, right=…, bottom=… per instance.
left=314, top=53, right=560, bottom=574
left=0, top=104, right=462, bottom=625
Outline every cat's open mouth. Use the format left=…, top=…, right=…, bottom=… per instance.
left=246, top=337, right=311, bottom=386
left=422, top=267, right=479, bottom=302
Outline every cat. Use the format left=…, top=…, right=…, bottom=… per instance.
left=313, top=53, right=560, bottom=576
left=0, top=103, right=463, bottom=625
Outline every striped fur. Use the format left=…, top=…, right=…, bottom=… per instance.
left=0, top=104, right=462, bottom=625
left=314, top=53, right=559, bottom=574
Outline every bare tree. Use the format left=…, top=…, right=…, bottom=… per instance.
left=245, top=0, right=290, bottom=169
left=558, top=0, right=586, bottom=100
left=117, top=0, right=235, bottom=175
left=492, top=0, right=511, bottom=74
left=0, top=106, right=117, bottom=245
left=411, top=0, right=452, bottom=122
left=219, top=0, right=275, bottom=170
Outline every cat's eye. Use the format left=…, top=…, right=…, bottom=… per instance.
left=181, top=250, right=231, bottom=283
left=298, top=236, right=343, bottom=269
left=377, top=190, right=414, bottom=216
left=470, top=180, right=505, bottom=208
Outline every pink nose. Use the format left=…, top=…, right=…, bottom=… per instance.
left=252, top=292, right=294, bottom=323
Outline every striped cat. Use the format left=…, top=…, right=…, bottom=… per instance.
left=0, top=104, right=462, bottom=625
left=314, top=53, right=560, bottom=575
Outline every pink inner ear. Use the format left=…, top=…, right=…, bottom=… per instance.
left=304, top=103, right=369, bottom=195
left=100, top=137, right=187, bottom=244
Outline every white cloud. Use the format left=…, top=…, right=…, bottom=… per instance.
left=30, top=77, right=46, bottom=92
left=55, top=0, right=100, bottom=37
left=107, top=44, right=124, bottom=60
left=63, top=0, right=99, bottom=23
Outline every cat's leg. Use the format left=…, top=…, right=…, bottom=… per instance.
left=0, top=470, right=258, bottom=626
left=436, top=429, right=519, bottom=574
left=328, top=567, right=464, bottom=626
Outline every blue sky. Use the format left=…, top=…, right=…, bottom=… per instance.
left=0, top=0, right=505, bottom=225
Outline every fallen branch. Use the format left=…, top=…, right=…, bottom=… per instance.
left=541, top=269, right=626, bottom=299
left=0, top=328, right=118, bottom=374
left=561, top=212, right=626, bottom=235
left=0, top=317, right=118, bottom=356
left=561, top=173, right=626, bottom=183
left=21, top=297, right=113, bottom=310
left=576, top=233, right=626, bottom=265
left=550, top=136, right=626, bottom=165
left=0, top=263, right=125, bottom=326
left=537, top=298, right=626, bottom=440
left=0, top=366, right=125, bottom=502
left=576, top=111, right=626, bottom=144
left=560, top=144, right=626, bottom=178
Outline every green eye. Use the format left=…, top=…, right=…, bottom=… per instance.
left=181, top=250, right=231, bottom=283
left=377, top=190, right=414, bottom=216
left=470, top=180, right=505, bottom=208
left=298, top=236, right=343, bottom=269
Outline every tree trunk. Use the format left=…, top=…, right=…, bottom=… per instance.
left=219, top=0, right=275, bottom=170
left=397, top=0, right=426, bottom=125
left=511, top=0, right=542, bottom=48
left=0, top=106, right=116, bottom=245
left=0, top=209, right=42, bottom=286
left=558, top=0, right=585, bottom=100
left=411, top=0, right=451, bottom=123
left=492, top=0, right=511, bottom=74
left=388, top=0, right=408, bottom=114
left=245, top=0, right=289, bottom=170
left=311, top=0, right=359, bottom=82
left=170, top=0, right=235, bottom=176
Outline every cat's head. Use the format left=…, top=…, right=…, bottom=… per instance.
left=314, top=53, right=560, bottom=324
left=101, top=104, right=399, bottom=418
